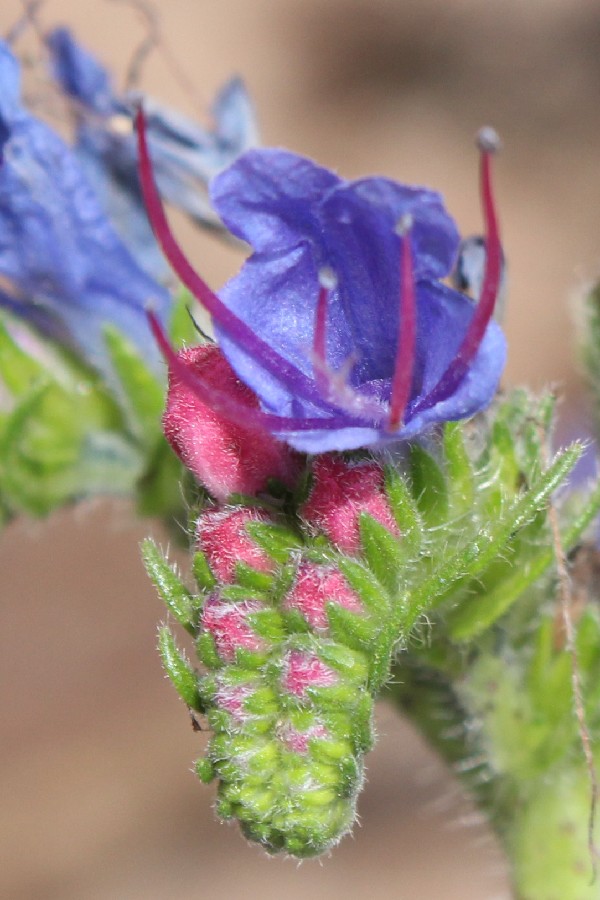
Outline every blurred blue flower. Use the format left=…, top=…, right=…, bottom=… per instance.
left=47, top=27, right=259, bottom=280
left=0, top=40, right=171, bottom=378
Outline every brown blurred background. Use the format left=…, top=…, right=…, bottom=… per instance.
left=3, top=0, right=600, bottom=897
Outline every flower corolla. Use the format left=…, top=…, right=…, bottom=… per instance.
left=139, top=110, right=506, bottom=454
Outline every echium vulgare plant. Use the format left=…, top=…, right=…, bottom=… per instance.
left=138, top=100, right=600, bottom=894
left=3, top=17, right=600, bottom=899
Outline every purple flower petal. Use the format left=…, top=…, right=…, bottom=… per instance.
left=46, top=26, right=260, bottom=279
left=206, top=146, right=506, bottom=452
left=0, top=40, right=171, bottom=378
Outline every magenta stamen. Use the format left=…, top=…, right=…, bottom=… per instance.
left=310, top=352, right=389, bottom=422
left=308, top=267, right=388, bottom=422
left=413, top=127, right=502, bottom=414
left=313, top=284, right=328, bottom=373
left=313, top=267, right=337, bottom=388
left=147, top=311, right=375, bottom=433
left=134, top=106, right=332, bottom=412
left=388, top=218, right=416, bottom=431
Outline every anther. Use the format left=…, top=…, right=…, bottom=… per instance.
left=477, top=126, right=502, bottom=155
left=395, top=213, right=414, bottom=237
left=318, top=266, right=338, bottom=291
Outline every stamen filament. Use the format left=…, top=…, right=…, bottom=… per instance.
left=313, top=267, right=337, bottom=383
left=313, top=285, right=329, bottom=363
left=388, top=216, right=416, bottom=431
left=412, top=127, right=502, bottom=414
left=134, top=105, right=334, bottom=413
left=147, top=311, right=376, bottom=432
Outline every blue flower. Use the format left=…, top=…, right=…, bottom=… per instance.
left=138, top=112, right=506, bottom=454
left=0, top=40, right=171, bottom=378
left=47, top=27, right=259, bottom=280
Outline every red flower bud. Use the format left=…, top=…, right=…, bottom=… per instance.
left=277, top=721, right=329, bottom=753
left=163, top=344, right=302, bottom=501
left=201, top=596, right=265, bottom=662
left=283, top=561, right=363, bottom=630
left=300, top=454, right=399, bottom=554
left=281, top=649, right=338, bottom=698
left=196, top=506, right=275, bottom=583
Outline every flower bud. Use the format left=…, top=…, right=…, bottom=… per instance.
left=201, top=595, right=266, bottom=662
left=281, top=648, right=338, bottom=698
left=196, top=505, right=275, bottom=582
left=300, top=454, right=399, bottom=554
left=163, top=344, right=301, bottom=501
left=283, top=561, right=363, bottom=630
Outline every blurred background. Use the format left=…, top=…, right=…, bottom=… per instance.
left=3, top=0, right=600, bottom=896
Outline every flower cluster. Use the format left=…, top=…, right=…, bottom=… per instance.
left=147, top=454, right=403, bottom=856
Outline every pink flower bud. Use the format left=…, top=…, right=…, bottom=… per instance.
left=281, top=649, right=338, bottom=698
left=201, top=596, right=265, bottom=662
left=277, top=721, right=329, bottom=754
left=283, top=561, right=363, bottom=630
left=163, top=344, right=302, bottom=501
left=300, top=454, right=399, bottom=554
left=196, top=506, right=275, bottom=583
left=215, top=681, right=254, bottom=722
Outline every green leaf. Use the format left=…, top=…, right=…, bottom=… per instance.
left=326, top=603, right=378, bottom=651
left=234, top=563, right=274, bottom=592
left=317, top=643, right=369, bottom=682
left=408, top=444, right=448, bottom=526
left=0, top=319, right=46, bottom=396
left=142, top=539, right=197, bottom=635
left=404, top=442, right=583, bottom=630
left=335, top=556, right=390, bottom=617
left=196, top=632, right=223, bottom=670
left=359, top=512, right=404, bottom=595
left=158, top=626, right=203, bottom=711
left=245, top=522, right=302, bottom=564
left=0, top=381, right=82, bottom=514
left=192, top=549, right=218, bottom=591
left=248, top=609, right=285, bottom=642
left=443, top=421, right=475, bottom=514
left=383, top=462, right=423, bottom=553
left=367, top=605, right=407, bottom=693
left=103, top=325, right=164, bottom=440
left=195, top=757, right=216, bottom=784
left=447, top=479, right=600, bottom=641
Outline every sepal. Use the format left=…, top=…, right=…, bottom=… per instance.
left=158, top=625, right=204, bottom=712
